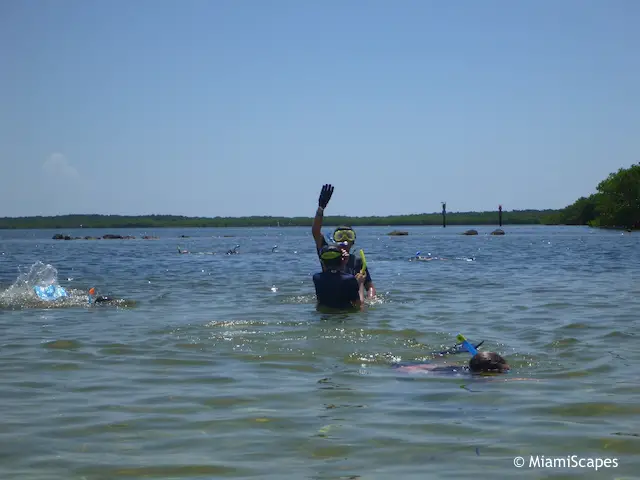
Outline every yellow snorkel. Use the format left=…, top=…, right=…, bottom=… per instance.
left=359, top=249, right=367, bottom=275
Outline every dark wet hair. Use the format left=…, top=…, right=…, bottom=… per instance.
left=469, top=352, right=510, bottom=373
left=319, top=244, right=344, bottom=269
left=94, top=295, right=114, bottom=304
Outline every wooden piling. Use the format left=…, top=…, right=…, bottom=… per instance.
left=442, top=202, right=446, bottom=228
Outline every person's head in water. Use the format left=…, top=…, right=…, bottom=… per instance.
left=469, top=351, right=510, bottom=374
left=319, top=244, right=348, bottom=272
left=332, top=226, right=356, bottom=253
left=94, top=295, right=115, bottom=304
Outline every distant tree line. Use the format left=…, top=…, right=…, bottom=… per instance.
left=0, top=210, right=559, bottom=229
left=1, top=164, right=636, bottom=230
left=540, top=163, right=640, bottom=230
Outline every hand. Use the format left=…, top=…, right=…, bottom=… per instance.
left=355, top=272, right=366, bottom=285
left=318, top=184, right=334, bottom=209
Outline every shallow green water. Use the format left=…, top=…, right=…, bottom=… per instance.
left=0, top=225, right=638, bottom=479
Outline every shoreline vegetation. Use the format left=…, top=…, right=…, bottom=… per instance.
left=1, top=164, right=637, bottom=231
left=1, top=209, right=557, bottom=230
left=543, top=163, right=639, bottom=231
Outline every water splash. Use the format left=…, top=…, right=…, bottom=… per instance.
left=1, top=261, right=90, bottom=309
left=1, top=261, right=57, bottom=300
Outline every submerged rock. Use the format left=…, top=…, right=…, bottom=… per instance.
left=491, top=229, right=505, bottom=235
left=462, top=229, right=478, bottom=236
left=102, top=234, right=136, bottom=239
left=53, top=233, right=137, bottom=240
left=388, top=230, right=409, bottom=236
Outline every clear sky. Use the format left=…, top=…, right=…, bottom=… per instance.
left=1, top=0, right=638, bottom=218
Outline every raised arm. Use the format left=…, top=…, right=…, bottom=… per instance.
left=312, top=184, right=334, bottom=251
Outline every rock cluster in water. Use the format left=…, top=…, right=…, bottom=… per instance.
left=460, top=228, right=506, bottom=236
left=52, top=234, right=159, bottom=240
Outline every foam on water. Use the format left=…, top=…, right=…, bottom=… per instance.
left=0, top=261, right=133, bottom=309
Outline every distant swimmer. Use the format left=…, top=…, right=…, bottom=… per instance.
left=313, top=244, right=366, bottom=312
left=226, top=244, right=240, bottom=255
left=411, top=255, right=437, bottom=262
left=33, top=284, right=68, bottom=301
left=93, top=295, right=117, bottom=304
left=88, top=288, right=128, bottom=306
left=393, top=351, right=510, bottom=376
left=410, top=251, right=447, bottom=262
left=32, top=285, right=126, bottom=306
left=177, top=246, right=216, bottom=255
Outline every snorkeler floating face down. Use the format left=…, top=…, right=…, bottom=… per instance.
left=394, top=351, right=511, bottom=376
left=469, top=351, right=510, bottom=373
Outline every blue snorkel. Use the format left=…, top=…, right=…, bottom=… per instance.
left=456, top=333, right=478, bottom=356
left=324, top=233, right=334, bottom=247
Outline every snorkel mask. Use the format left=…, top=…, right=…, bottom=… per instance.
left=332, top=226, right=356, bottom=245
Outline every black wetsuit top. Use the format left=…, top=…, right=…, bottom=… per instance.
left=313, top=270, right=360, bottom=310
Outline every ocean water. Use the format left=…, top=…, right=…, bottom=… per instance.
left=0, top=225, right=638, bottom=480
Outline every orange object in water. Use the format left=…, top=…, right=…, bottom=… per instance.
left=89, top=288, right=95, bottom=295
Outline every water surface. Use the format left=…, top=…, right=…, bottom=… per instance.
left=1, top=225, right=638, bottom=479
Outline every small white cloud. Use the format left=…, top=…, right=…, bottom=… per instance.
left=43, top=153, right=80, bottom=180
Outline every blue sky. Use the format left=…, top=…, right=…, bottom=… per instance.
left=1, top=0, right=638, bottom=217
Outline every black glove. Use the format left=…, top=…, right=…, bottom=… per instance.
left=318, top=184, right=334, bottom=209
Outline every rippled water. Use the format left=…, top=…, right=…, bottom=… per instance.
left=1, top=225, right=638, bottom=479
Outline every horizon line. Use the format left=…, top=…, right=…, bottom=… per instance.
left=0, top=208, right=561, bottom=220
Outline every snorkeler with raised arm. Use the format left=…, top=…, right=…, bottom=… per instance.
left=311, top=184, right=376, bottom=297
